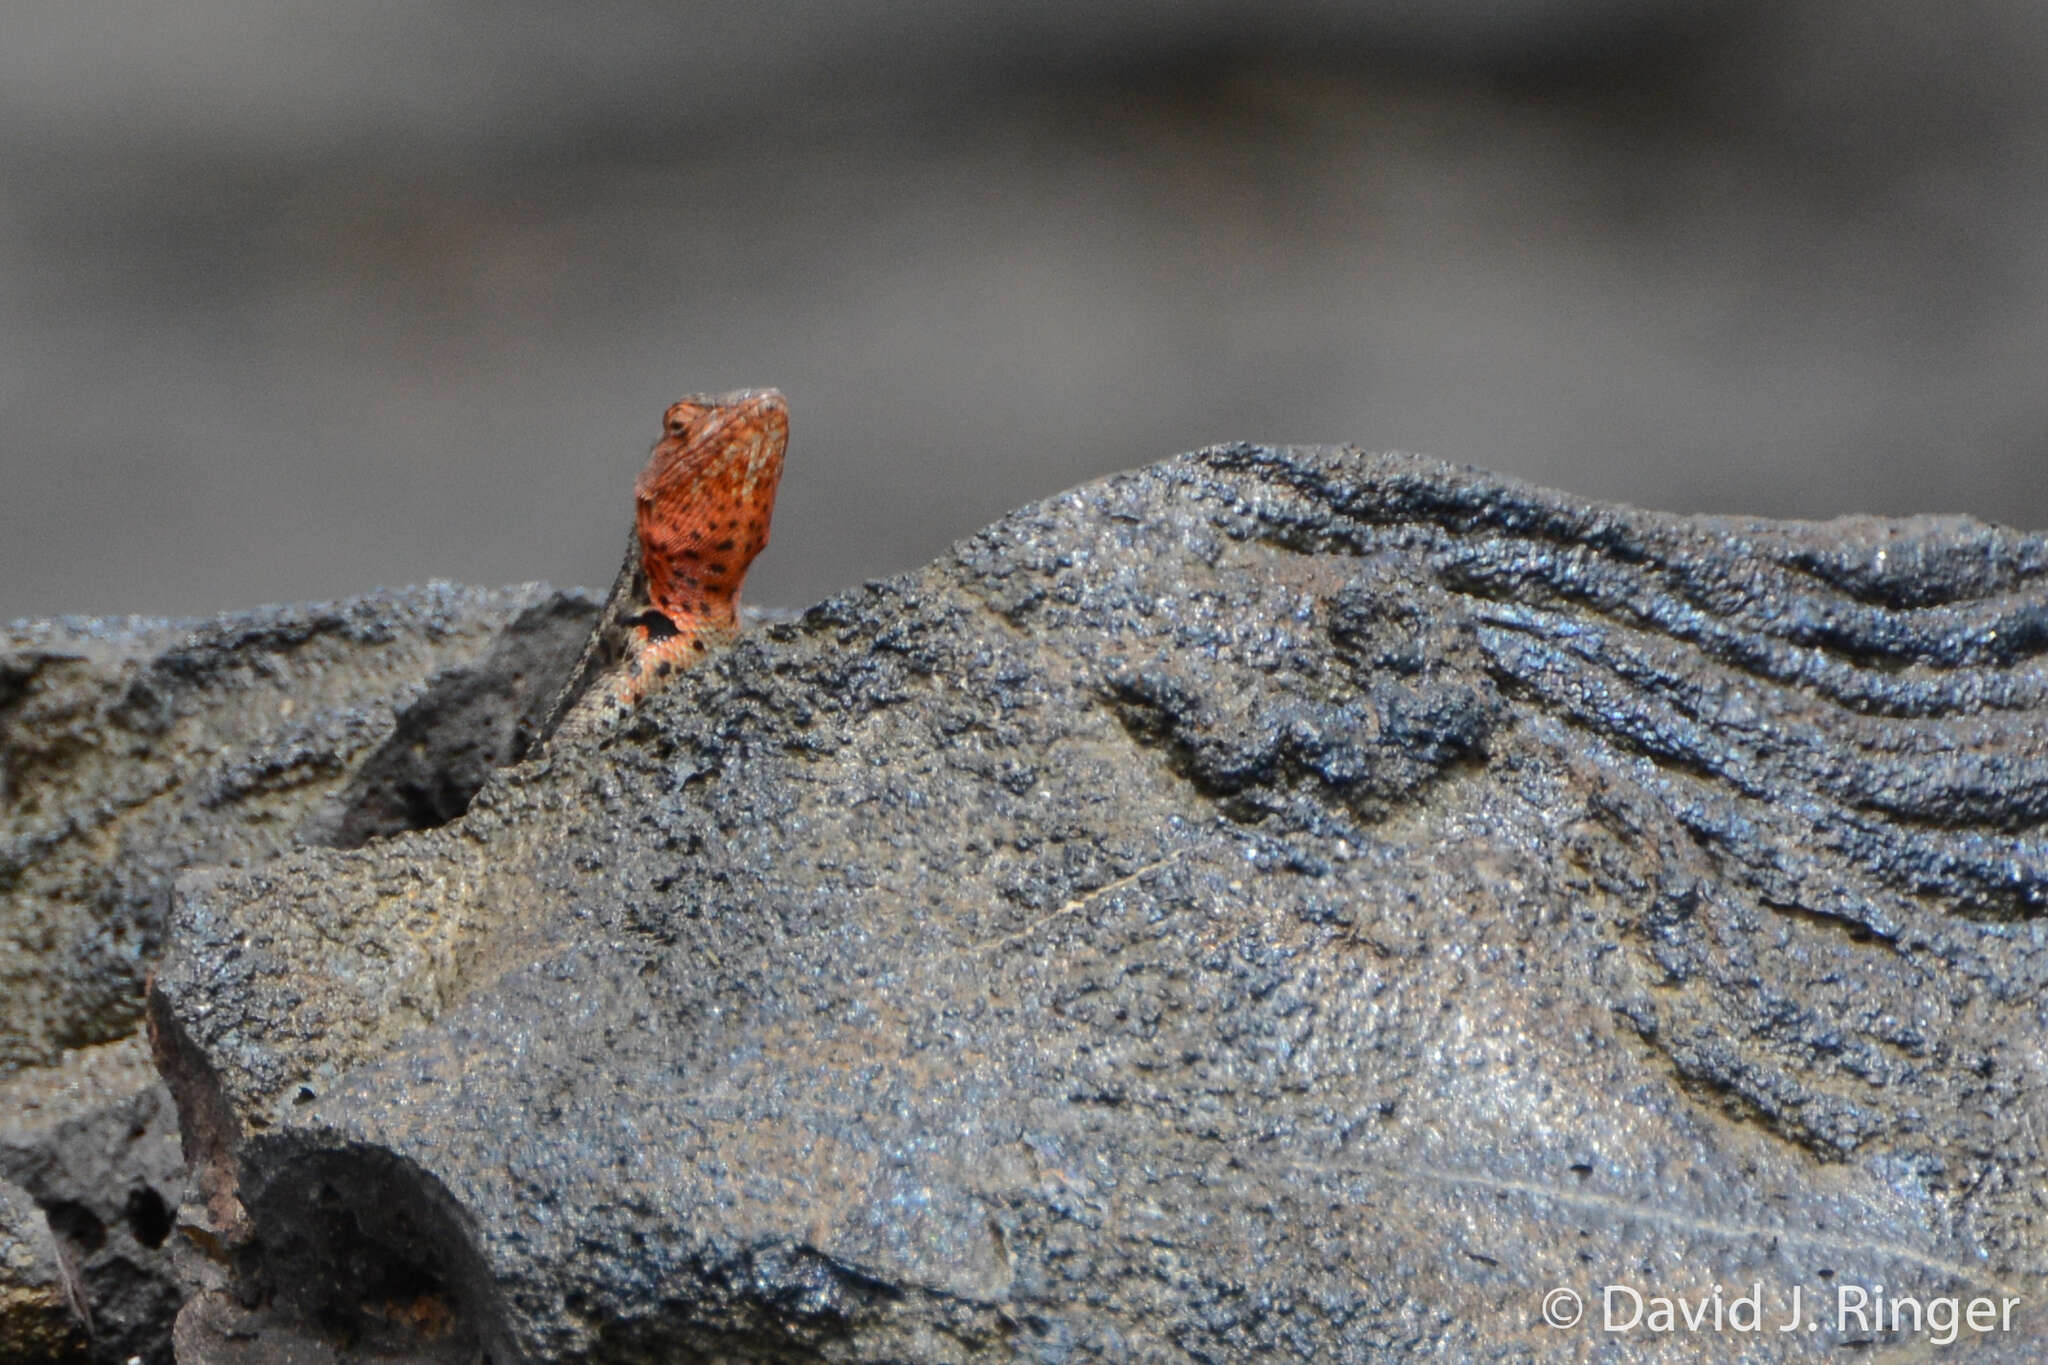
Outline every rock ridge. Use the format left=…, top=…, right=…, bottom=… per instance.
left=145, top=445, right=2048, bottom=1362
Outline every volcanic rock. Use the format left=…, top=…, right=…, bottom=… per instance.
left=151, top=447, right=2048, bottom=1362
left=0, top=1174, right=90, bottom=1362
left=3, top=583, right=599, bottom=1361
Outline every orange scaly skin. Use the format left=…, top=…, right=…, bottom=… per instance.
left=619, top=389, right=788, bottom=705
left=536, top=388, right=788, bottom=744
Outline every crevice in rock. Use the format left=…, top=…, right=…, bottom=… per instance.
left=318, top=595, right=593, bottom=849
left=1099, top=663, right=1499, bottom=833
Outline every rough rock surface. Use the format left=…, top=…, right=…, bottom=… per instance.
left=0, top=1175, right=90, bottom=1362
left=2, top=583, right=600, bottom=1361
left=152, top=446, right=2048, bottom=1362
left=0, top=1038, right=180, bottom=1365
left=2, top=582, right=599, bottom=1072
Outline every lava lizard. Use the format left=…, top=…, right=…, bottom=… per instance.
left=538, top=387, right=788, bottom=743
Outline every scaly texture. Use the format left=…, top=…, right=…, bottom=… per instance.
left=538, top=389, right=788, bottom=737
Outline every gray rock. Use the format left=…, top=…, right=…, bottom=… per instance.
left=0, top=1039, right=185, bottom=1365
left=0, top=1175, right=90, bottom=1362
left=152, top=446, right=2048, bottom=1361
left=2, top=582, right=598, bottom=1072
left=2, top=583, right=600, bottom=1362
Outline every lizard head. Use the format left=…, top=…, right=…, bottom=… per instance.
left=632, top=387, right=789, bottom=638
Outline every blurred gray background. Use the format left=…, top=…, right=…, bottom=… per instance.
left=3, top=0, right=2044, bottom=621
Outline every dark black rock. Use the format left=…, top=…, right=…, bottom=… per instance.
left=151, top=447, right=2048, bottom=1362
left=0, top=1041, right=180, bottom=1365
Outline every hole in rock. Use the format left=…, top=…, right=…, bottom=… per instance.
left=319, top=597, right=592, bottom=849
left=126, top=1183, right=173, bottom=1248
left=44, top=1198, right=107, bottom=1253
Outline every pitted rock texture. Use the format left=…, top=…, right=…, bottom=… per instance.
left=3, top=583, right=599, bottom=1362
left=0, top=1175, right=89, bottom=1362
left=0, top=1039, right=180, bottom=1365
left=153, top=447, right=2048, bottom=1363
